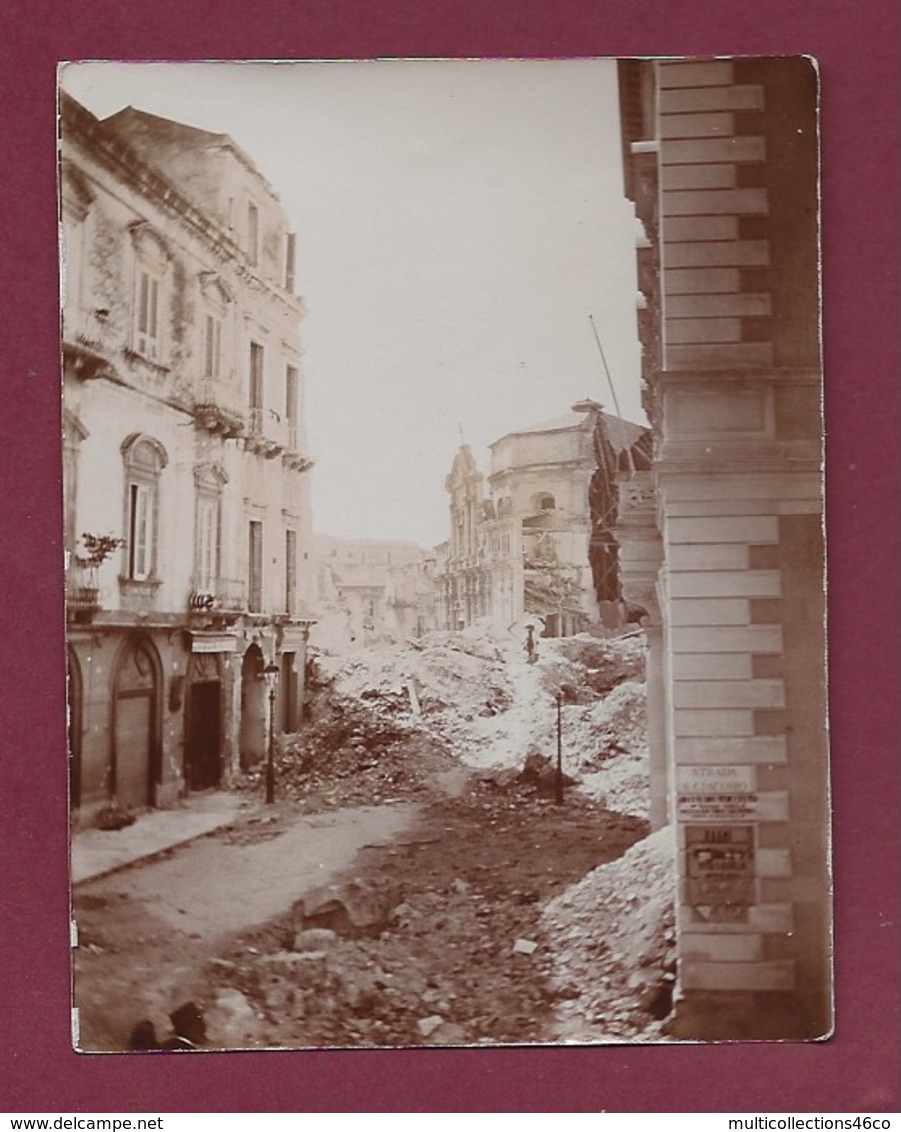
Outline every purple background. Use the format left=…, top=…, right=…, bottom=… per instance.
left=1, top=0, right=898, bottom=1113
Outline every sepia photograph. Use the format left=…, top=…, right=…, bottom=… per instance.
left=59, top=57, right=830, bottom=1054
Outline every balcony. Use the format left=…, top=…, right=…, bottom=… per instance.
left=187, top=577, right=248, bottom=627
left=193, top=379, right=246, bottom=439
left=66, top=560, right=101, bottom=625
left=63, top=306, right=117, bottom=382
left=244, top=407, right=284, bottom=459
left=282, top=423, right=315, bottom=473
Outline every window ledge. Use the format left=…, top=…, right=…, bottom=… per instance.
left=119, top=575, right=163, bottom=595
left=123, top=347, right=171, bottom=376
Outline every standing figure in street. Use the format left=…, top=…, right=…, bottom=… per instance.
left=524, top=624, right=538, bottom=665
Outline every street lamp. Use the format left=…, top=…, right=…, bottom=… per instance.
left=555, top=691, right=564, bottom=806
left=263, top=661, right=280, bottom=805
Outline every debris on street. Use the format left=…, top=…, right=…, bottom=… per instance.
left=543, top=825, right=677, bottom=1043
left=74, top=621, right=677, bottom=1050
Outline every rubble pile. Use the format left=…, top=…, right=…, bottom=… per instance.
left=314, top=624, right=651, bottom=820
left=222, top=625, right=659, bottom=1046
left=76, top=618, right=674, bottom=1050
left=538, top=633, right=647, bottom=704
left=237, top=699, right=457, bottom=812
left=558, top=681, right=650, bottom=818
left=322, top=622, right=513, bottom=722
left=515, top=635, right=650, bottom=818
left=542, top=826, right=676, bottom=1043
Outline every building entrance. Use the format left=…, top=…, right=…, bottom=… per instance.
left=239, top=644, right=265, bottom=769
left=185, top=654, right=223, bottom=790
left=111, top=636, right=161, bottom=808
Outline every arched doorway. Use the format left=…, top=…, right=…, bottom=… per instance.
left=67, top=646, right=83, bottom=810
left=111, top=635, right=162, bottom=808
left=184, top=653, right=223, bottom=791
left=239, top=644, right=265, bottom=769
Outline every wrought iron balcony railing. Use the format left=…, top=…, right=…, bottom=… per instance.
left=193, top=379, right=246, bottom=438
left=243, top=407, right=285, bottom=459
left=66, top=560, right=101, bottom=623
left=187, top=577, right=248, bottom=622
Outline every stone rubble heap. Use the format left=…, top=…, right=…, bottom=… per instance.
left=542, top=824, right=677, bottom=1043
left=225, top=622, right=673, bottom=1047
left=201, top=785, right=649, bottom=1049
left=309, top=620, right=651, bottom=819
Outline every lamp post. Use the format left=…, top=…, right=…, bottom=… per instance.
left=263, top=661, right=280, bottom=805
left=555, top=691, right=564, bottom=806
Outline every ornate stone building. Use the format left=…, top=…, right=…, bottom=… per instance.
left=61, top=94, right=315, bottom=820
left=437, top=410, right=649, bottom=634
left=616, top=58, right=829, bottom=1039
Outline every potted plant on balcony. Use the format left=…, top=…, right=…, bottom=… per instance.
left=70, top=532, right=124, bottom=622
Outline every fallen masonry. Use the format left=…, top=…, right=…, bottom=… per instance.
left=75, top=622, right=677, bottom=1049
left=221, top=626, right=668, bottom=1047
left=200, top=778, right=653, bottom=1048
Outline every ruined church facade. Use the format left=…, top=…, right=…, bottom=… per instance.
left=437, top=410, right=649, bottom=635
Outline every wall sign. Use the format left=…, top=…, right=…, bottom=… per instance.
left=677, top=764, right=757, bottom=820
left=677, top=764, right=755, bottom=793
left=685, top=823, right=756, bottom=906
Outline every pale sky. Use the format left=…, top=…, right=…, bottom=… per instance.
left=61, top=59, right=645, bottom=548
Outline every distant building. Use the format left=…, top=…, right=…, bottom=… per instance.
left=62, top=94, right=315, bottom=820
left=617, top=58, right=829, bottom=1039
left=437, top=409, right=649, bottom=634
left=312, top=536, right=437, bottom=653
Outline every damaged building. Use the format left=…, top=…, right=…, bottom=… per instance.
left=61, top=93, right=315, bottom=821
left=616, top=58, right=830, bottom=1039
left=311, top=536, right=438, bottom=653
left=437, top=410, right=650, bottom=635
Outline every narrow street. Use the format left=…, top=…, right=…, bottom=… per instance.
left=73, top=625, right=675, bottom=1051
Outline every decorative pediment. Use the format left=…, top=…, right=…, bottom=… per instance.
left=199, top=272, right=233, bottom=308
left=121, top=432, right=169, bottom=472
left=63, top=407, right=89, bottom=445
left=127, top=221, right=170, bottom=268
left=194, top=461, right=229, bottom=491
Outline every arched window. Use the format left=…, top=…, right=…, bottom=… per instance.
left=121, top=434, right=168, bottom=582
left=532, top=492, right=556, bottom=512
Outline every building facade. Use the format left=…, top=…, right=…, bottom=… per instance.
left=311, top=536, right=437, bottom=653
left=617, top=58, right=830, bottom=1038
left=438, top=410, right=648, bottom=635
left=62, top=94, right=315, bottom=820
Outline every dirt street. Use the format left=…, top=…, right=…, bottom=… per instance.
left=73, top=772, right=646, bottom=1051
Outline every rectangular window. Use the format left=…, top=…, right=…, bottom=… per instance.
left=249, top=520, right=263, bottom=612
left=129, top=482, right=152, bottom=580
left=285, top=365, right=298, bottom=450
left=285, top=528, right=297, bottom=615
left=249, top=342, right=264, bottom=433
left=285, top=232, right=296, bottom=291
left=136, top=269, right=159, bottom=358
left=196, top=496, right=219, bottom=593
left=203, top=314, right=221, bottom=380
left=247, top=201, right=259, bottom=267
